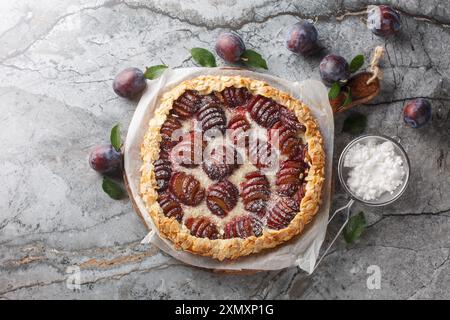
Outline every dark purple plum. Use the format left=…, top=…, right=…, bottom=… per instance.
left=403, top=98, right=432, bottom=128
left=367, top=5, right=401, bottom=37
left=215, top=33, right=246, bottom=62
left=89, top=144, right=122, bottom=174
left=286, top=21, right=318, bottom=56
left=319, top=54, right=350, bottom=86
left=113, top=67, right=147, bottom=99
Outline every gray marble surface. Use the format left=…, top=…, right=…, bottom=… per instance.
left=0, top=0, right=449, bottom=300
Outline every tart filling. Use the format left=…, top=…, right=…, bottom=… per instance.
left=140, top=75, right=325, bottom=260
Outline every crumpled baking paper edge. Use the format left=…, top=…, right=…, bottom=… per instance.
left=124, top=67, right=334, bottom=274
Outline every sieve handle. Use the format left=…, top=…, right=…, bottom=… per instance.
left=313, top=199, right=355, bottom=272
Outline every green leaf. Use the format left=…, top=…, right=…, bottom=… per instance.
left=328, top=82, right=341, bottom=100
left=102, top=176, right=126, bottom=200
left=241, top=49, right=268, bottom=70
left=190, top=48, right=217, bottom=67
left=144, top=65, right=168, bottom=80
left=344, top=212, right=366, bottom=244
left=110, top=124, right=121, bottom=152
left=342, top=87, right=352, bottom=107
left=349, top=54, right=364, bottom=73
left=342, top=112, right=367, bottom=134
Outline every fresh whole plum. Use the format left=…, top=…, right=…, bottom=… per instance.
left=319, top=54, right=350, bottom=86
left=113, top=67, right=147, bottom=99
left=215, top=33, right=246, bottom=62
left=89, top=144, right=123, bottom=174
left=367, top=5, right=401, bottom=37
left=403, top=98, right=432, bottom=128
left=286, top=21, right=319, bottom=55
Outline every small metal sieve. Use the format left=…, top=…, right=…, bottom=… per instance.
left=314, top=134, right=410, bottom=270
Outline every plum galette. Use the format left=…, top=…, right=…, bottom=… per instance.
left=140, top=75, right=325, bottom=260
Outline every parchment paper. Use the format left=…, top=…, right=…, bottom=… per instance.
left=124, top=67, right=334, bottom=274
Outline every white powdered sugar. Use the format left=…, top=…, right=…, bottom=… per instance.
left=344, top=140, right=405, bottom=201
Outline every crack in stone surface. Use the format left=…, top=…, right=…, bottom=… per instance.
left=0, top=210, right=132, bottom=246
left=0, top=0, right=120, bottom=63
left=336, top=6, right=450, bottom=28
left=367, top=96, right=450, bottom=106
left=79, top=248, right=159, bottom=269
left=2, top=0, right=449, bottom=64
left=0, top=260, right=179, bottom=296
left=367, top=209, right=450, bottom=229
left=123, top=1, right=450, bottom=30
left=407, top=254, right=449, bottom=299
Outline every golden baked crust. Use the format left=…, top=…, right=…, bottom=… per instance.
left=140, top=75, right=325, bottom=260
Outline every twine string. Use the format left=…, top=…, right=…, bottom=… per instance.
left=367, top=45, right=384, bottom=84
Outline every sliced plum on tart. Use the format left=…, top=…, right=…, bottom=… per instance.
left=185, top=216, right=220, bottom=239
left=266, top=196, right=299, bottom=230
left=157, top=191, right=183, bottom=222
left=240, top=171, right=270, bottom=213
left=223, top=215, right=263, bottom=239
left=172, top=90, right=202, bottom=119
left=169, top=171, right=205, bottom=206
left=206, top=180, right=239, bottom=217
left=246, top=95, right=280, bottom=128
left=202, top=143, right=241, bottom=181
left=196, top=96, right=227, bottom=134
left=215, top=87, right=252, bottom=109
